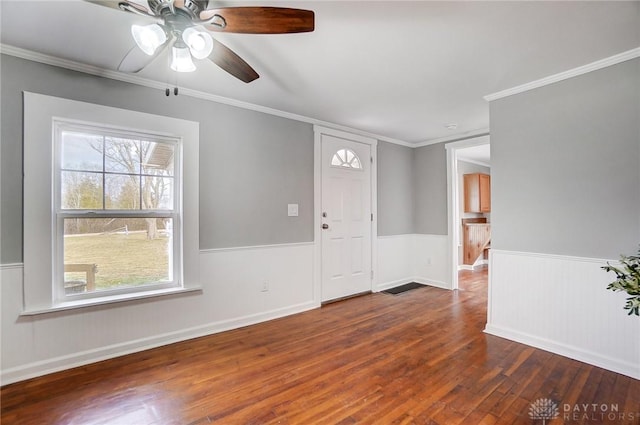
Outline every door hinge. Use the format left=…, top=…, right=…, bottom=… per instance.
left=371, top=156, right=373, bottom=163
left=371, top=270, right=374, bottom=280
left=371, top=213, right=373, bottom=222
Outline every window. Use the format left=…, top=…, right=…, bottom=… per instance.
left=330, top=148, right=362, bottom=170
left=54, top=123, right=180, bottom=301
left=23, top=92, right=200, bottom=314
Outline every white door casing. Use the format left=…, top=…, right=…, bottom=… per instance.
left=314, top=127, right=377, bottom=303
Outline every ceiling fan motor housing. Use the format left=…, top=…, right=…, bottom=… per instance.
left=147, top=0, right=209, bottom=19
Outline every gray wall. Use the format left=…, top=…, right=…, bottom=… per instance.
left=0, top=54, right=314, bottom=263
left=377, top=141, right=414, bottom=235
left=377, top=140, right=450, bottom=236
left=413, top=142, right=448, bottom=235
left=490, top=58, right=640, bottom=259
left=1, top=55, right=456, bottom=263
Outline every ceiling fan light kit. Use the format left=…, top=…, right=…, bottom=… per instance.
left=131, top=23, right=167, bottom=55
left=170, top=41, right=197, bottom=72
left=88, top=0, right=314, bottom=82
left=182, top=26, right=213, bottom=59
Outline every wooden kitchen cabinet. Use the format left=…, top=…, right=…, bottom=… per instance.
left=463, top=222, right=491, bottom=265
left=464, top=173, right=491, bottom=213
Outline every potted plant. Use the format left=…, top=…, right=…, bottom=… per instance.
left=602, top=250, right=640, bottom=316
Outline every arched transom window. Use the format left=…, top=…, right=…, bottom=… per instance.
left=331, top=148, right=362, bottom=170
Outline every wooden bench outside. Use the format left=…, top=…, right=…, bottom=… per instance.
left=64, top=263, right=98, bottom=292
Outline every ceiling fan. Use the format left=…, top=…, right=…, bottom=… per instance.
left=86, top=0, right=315, bottom=83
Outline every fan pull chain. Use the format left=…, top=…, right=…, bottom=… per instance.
left=164, top=77, right=180, bottom=96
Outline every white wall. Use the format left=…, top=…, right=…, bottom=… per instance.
left=377, top=234, right=449, bottom=291
left=1, top=244, right=315, bottom=384
left=486, top=250, right=640, bottom=379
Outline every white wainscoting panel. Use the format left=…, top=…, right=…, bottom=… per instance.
left=413, top=234, right=449, bottom=289
left=1, top=243, right=316, bottom=385
left=486, top=250, right=640, bottom=379
left=376, top=235, right=415, bottom=291
left=376, top=234, right=450, bottom=291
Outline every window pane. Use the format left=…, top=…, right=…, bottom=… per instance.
left=61, top=132, right=103, bottom=171
left=104, top=137, right=141, bottom=174
left=142, top=176, right=174, bottom=210
left=63, top=218, right=172, bottom=293
left=142, top=141, right=174, bottom=176
left=346, top=149, right=354, bottom=162
left=61, top=171, right=103, bottom=209
left=105, top=174, right=140, bottom=209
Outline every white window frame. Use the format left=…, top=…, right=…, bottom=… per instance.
left=53, top=121, right=182, bottom=303
left=23, top=92, right=200, bottom=314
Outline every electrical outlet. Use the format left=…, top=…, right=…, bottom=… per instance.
left=426, top=257, right=432, bottom=265
left=261, top=280, right=269, bottom=292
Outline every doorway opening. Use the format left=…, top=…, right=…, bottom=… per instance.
left=445, top=136, right=490, bottom=290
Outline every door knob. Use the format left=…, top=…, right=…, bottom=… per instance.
left=322, top=224, right=329, bottom=229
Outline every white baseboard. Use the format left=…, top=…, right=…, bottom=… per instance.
left=485, top=324, right=640, bottom=380
left=1, top=300, right=318, bottom=385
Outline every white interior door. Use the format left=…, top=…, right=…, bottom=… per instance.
left=321, top=134, right=372, bottom=302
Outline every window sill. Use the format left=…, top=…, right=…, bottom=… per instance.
left=20, top=286, right=202, bottom=316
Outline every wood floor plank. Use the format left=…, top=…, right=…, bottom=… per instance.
left=2, top=267, right=639, bottom=424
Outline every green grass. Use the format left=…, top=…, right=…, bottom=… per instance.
left=64, top=232, right=170, bottom=290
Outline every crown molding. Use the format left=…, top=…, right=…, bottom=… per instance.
left=413, top=127, right=490, bottom=148
left=484, top=47, right=640, bottom=102
left=0, top=44, right=410, bottom=147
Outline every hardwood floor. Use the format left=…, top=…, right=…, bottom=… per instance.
left=2, top=268, right=639, bottom=424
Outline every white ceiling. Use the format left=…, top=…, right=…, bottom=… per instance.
left=457, top=143, right=490, bottom=167
left=1, top=1, right=639, bottom=144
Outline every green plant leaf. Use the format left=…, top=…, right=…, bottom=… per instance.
left=603, top=248, right=640, bottom=316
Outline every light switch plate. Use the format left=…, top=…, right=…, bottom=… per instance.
left=287, top=203, right=299, bottom=217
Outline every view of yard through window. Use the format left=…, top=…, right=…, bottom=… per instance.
left=64, top=219, right=172, bottom=292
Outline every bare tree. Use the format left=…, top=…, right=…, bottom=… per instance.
left=91, top=137, right=171, bottom=240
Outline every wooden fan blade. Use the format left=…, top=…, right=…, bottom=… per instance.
left=200, top=7, right=314, bottom=34
left=118, top=41, right=167, bottom=73
left=84, top=0, right=155, bottom=17
left=209, top=39, right=259, bottom=83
